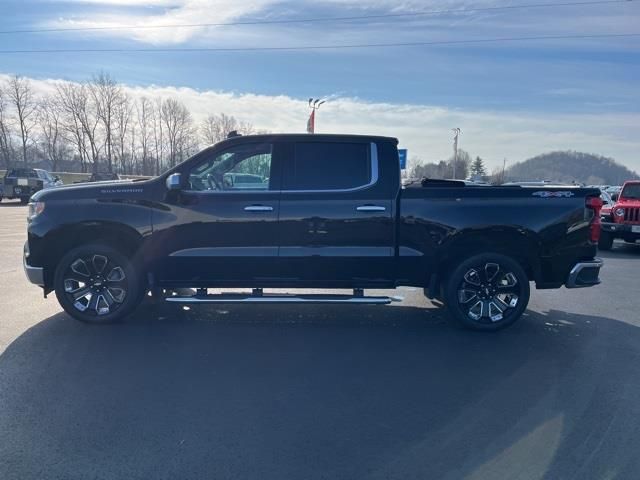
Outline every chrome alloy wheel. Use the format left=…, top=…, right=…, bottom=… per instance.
left=457, top=262, right=520, bottom=323
left=62, top=254, right=128, bottom=316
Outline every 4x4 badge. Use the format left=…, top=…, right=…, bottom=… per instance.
left=532, top=191, right=575, bottom=198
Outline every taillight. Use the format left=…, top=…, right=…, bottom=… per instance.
left=586, top=196, right=603, bottom=243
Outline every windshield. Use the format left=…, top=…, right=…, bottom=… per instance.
left=620, top=184, right=640, bottom=200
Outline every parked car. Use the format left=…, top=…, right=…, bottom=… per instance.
left=1, top=168, right=62, bottom=204
left=23, top=133, right=603, bottom=331
left=222, top=172, right=268, bottom=190
left=605, top=185, right=622, bottom=200
left=600, top=190, right=614, bottom=221
left=87, top=172, right=121, bottom=182
left=599, top=180, right=640, bottom=250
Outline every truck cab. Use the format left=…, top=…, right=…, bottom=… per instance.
left=599, top=180, right=640, bottom=250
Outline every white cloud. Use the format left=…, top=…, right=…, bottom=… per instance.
left=47, top=0, right=294, bottom=44
left=47, top=0, right=640, bottom=47
left=3, top=73, right=638, bottom=172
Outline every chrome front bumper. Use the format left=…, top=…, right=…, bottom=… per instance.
left=566, top=258, right=603, bottom=289
left=23, top=243, right=44, bottom=286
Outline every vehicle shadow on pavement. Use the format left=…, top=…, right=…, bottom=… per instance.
left=600, top=241, right=640, bottom=257
left=1, top=305, right=639, bottom=480
left=0, top=201, right=26, bottom=207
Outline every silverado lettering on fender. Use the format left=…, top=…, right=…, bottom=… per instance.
left=23, top=134, right=603, bottom=331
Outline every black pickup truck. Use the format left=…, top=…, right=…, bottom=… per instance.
left=24, top=134, right=603, bottom=330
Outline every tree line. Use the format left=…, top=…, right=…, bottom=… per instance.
left=409, top=149, right=493, bottom=182
left=0, top=73, right=260, bottom=176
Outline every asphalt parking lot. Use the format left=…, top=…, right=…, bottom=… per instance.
left=1, top=200, right=640, bottom=480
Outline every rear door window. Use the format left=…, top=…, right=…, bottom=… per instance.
left=283, top=142, right=372, bottom=191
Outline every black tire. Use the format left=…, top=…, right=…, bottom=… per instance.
left=598, top=232, right=614, bottom=251
left=54, top=244, right=144, bottom=323
left=442, top=253, right=530, bottom=331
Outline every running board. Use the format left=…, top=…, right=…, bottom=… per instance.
left=165, top=292, right=401, bottom=305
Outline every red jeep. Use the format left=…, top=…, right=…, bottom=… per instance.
left=599, top=180, right=640, bottom=250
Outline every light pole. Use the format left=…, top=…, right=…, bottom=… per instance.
left=502, top=158, right=508, bottom=184
left=307, top=98, right=325, bottom=134
left=452, top=128, right=461, bottom=179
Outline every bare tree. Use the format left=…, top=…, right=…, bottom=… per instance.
left=152, top=97, right=164, bottom=175
left=136, top=97, right=154, bottom=175
left=449, top=149, right=471, bottom=180
left=7, top=75, right=37, bottom=165
left=161, top=98, right=193, bottom=168
left=0, top=85, right=15, bottom=169
left=113, top=92, right=133, bottom=173
left=38, top=98, right=66, bottom=172
left=489, top=165, right=506, bottom=185
left=56, top=82, right=101, bottom=172
left=55, top=83, right=88, bottom=172
left=90, top=72, right=122, bottom=173
left=0, top=73, right=267, bottom=175
left=200, top=113, right=253, bottom=146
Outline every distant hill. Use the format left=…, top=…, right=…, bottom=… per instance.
left=506, top=151, right=639, bottom=185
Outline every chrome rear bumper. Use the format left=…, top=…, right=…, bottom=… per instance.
left=566, top=258, right=603, bottom=289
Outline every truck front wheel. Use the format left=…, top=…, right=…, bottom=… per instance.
left=443, top=253, right=530, bottom=331
left=54, top=244, right=144, bottom=323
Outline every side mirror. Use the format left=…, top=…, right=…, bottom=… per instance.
left=54, top=175, right=60, bottom=182
left=166, top=173, right=182, bottom=191
left=611, top=193, right=619, bottom=202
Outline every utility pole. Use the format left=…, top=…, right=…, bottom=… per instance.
left=502, top=158, right=508, bottom=184
left=452, top=128, right=461, bottom=179
left=307, top=98, right=325, bottom=134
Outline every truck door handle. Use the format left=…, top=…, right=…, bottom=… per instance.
left=244, top=205, right=274, bottom=212
left=356, top=205, right=386, bottom=212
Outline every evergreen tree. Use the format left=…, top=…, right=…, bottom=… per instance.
left=470, top=156, right=486, bottom=177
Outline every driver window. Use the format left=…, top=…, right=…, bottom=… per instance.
left=187, top=143, right=272, bottom=192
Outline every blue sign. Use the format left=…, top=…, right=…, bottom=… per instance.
left=398, top=149, right=408, bottom=170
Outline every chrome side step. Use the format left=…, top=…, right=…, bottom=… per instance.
left=165, top=292, right=401, bottom=305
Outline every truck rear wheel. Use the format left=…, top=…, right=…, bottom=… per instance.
left=54, top=244, right=144, bottom=323
left=443, top=253, right=530, bottom=331
left=598, top=232, right=614, bottom=251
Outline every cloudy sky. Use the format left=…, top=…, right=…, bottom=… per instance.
left=1, top=0, right=639, bottom=170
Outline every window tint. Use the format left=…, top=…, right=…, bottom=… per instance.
left=186, top=143, right=272, bottom=192
left=283, top=142, right=372, bottom=191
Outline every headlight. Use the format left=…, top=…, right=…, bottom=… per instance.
left=28, top=201, right=45, bottom=220
left=614, top=207, right=625, bottom=217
